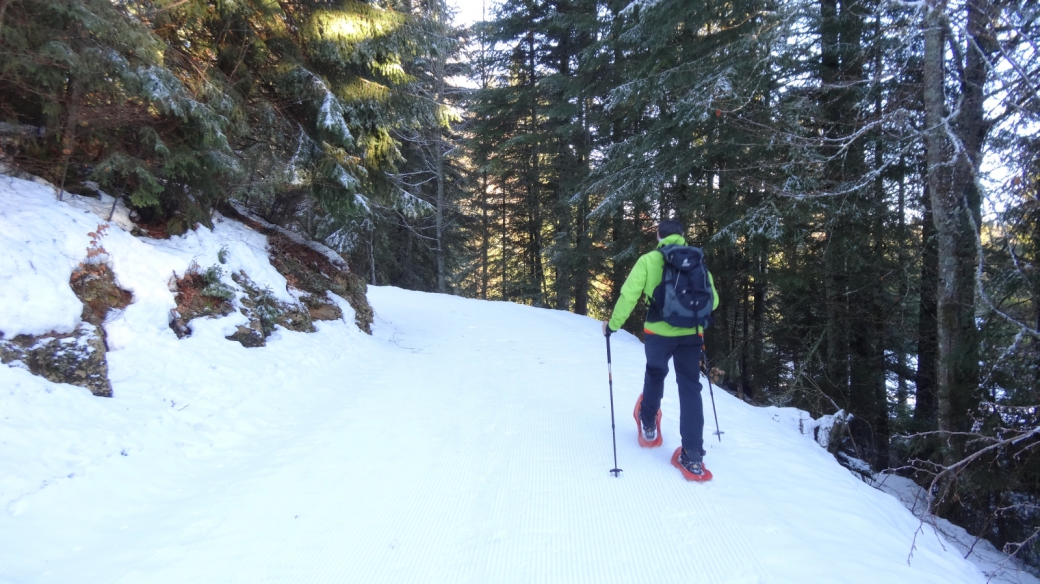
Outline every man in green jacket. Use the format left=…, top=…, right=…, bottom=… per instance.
left=602, top=220, right=719, bottom=479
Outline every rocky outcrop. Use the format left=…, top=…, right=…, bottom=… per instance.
left=221, top=205, right=373, bottom=334
left=71, top=261, right=133, bottom=327
left=0, top=324, right=112, bottom=396
left=224, top=271, right=313, bottom=348
left=169, top=208, right=374, bottom=348
left=0, top=262, right=130, bottom=397
left=171, top=265, right=337, bottom=349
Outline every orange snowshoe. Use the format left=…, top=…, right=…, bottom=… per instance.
left=633, top=394, right=663, bottom=448
left=671, top=447, right=713, bottom=482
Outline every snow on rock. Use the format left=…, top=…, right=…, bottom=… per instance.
left=809, top=409, right=851, bottom=449
left=0, top=172, right=1032, bottom=583
left=0, top=322, right=111, bottom=396
left=231, top=202, right=351, bottom=272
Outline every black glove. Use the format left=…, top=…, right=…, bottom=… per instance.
left=603, top=321, right=614, bottom=337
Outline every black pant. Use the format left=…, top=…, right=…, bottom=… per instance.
left=640, top=333, right=704, bottom=459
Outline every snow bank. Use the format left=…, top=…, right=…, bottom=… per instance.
left=0, top=173, right=364, bottom=526
left=0, top=176, right=93, bottom=336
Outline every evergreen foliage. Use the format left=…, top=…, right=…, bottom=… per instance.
left=0, top=0, right=460, bottom=243
left=461, top=0, right=1040, bottom=566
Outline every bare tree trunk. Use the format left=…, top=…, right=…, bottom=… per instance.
left=740, top=270, right=750, bottom=400
left=915, top=175, right=940, bottom=427
left=922, top=0, right=961, bottom=446
left=502, top=179, right=508, bottom=299
left=527, top=30, right=544, bottom=306
left=896, top=153, right=909, bottom=408
left=924, top=0, right=988, bottom=461
left=369, top=224, right=377, bottom=286
left=434, top=48, right=447, bottom=294
left=481, top=170, right=489, bottom=300
left=571, top=84, right=594, bottom=315
left=944, top=0, right=989, bottom=433
left=752, top=247, right=766, bottom=399
left=819, top=0, right=852, bottom=409
left=57, top=78, right=84, bottom=201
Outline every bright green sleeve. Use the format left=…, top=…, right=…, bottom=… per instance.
left=710, top=272, right=720, bottom=310
left=608, top=255, right=649, bottom=332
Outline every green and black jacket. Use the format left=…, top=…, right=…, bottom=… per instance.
left=607, top=234, right=720, bottom=337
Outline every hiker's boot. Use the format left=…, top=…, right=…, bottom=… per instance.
left=633, top=394, right=663, bottom=448
left=671, top=447, right=713, bottom=482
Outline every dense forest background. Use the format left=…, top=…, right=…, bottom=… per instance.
left=0, top=0, right=1037, bottom=570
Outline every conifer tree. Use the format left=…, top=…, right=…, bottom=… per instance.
left=0, top=0, right=236, bottom=230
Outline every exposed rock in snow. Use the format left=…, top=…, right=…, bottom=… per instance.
left=0, top=323, right=111, bottom=397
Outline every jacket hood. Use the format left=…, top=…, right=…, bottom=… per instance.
left=656, top=233, right=687, bottom=248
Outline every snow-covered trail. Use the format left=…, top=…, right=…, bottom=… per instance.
left=0, top=176, right=1001, bottom=583
left=5, top=285, right=985, bottom=583
left=105, top=288, right=773, bottom=584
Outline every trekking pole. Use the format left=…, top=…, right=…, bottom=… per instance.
left=701, top=351, right=724, bottom=442
left=605, top=333, right=622, bottom=477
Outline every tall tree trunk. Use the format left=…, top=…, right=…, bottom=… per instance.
left=481, top=170, right=489, bottom=300
left=915, top=177, right=940, bottom=427
left=752, top=246, right=766, bottom=399
left=502, top=178, right=508, bottom=299
left=57, top=78, right=84, bottom=201
left=741, top=269, right=751, bottom=400
left=944, top=0, right=989, bottom=435
left=369, top=224, right=377, bottom=285
left=924, top=0, right=987, bottom=466
left=527, top=30, right=545, bottom=305
left=820, top=0, right=850, bottom=407
left=896, top=154, right=909, bottom=408
left=434, top=49, right=447, bottom=294
left=922, top=0, right=962, bottom=449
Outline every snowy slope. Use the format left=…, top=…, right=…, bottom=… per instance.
left=0, top=174, right=1033, bottom=583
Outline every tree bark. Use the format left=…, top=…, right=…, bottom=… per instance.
left=923, top=0, right=987, bottom=460
left=915, top=173, right=940, bottom=427
left=481, top=170, right=489, bottom=300
left=434, top=48, right=447, bottom=294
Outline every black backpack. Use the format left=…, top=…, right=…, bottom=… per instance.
left=649, top=245, right=715, bottom=329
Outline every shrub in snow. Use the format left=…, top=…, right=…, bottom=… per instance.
left=226, top=272, right=313, bottom=348
left=200, top=266, right=236, bottom=302
left=169, top=263, right=236, bottom=339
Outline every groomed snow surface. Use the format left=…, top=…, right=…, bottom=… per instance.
left=1, top=173, right=1036, bottom=583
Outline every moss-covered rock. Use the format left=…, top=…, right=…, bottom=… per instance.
left=267, top=242, right=372, bottom=333
left=70, top=262, right=132, bottom=326
left=225, top=323, right=266, bottom=348
left=226, top=271, right=314, bottom=348
left=301, top=294, right=343, bottom=322
left=0, top=324, right=112, bottom=397
left=2, top=261, right=133, bottom=397
left=219, top=205, right=373, bottom=334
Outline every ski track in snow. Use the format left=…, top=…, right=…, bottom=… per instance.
left=0, top=175, right=1033, bottom=584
